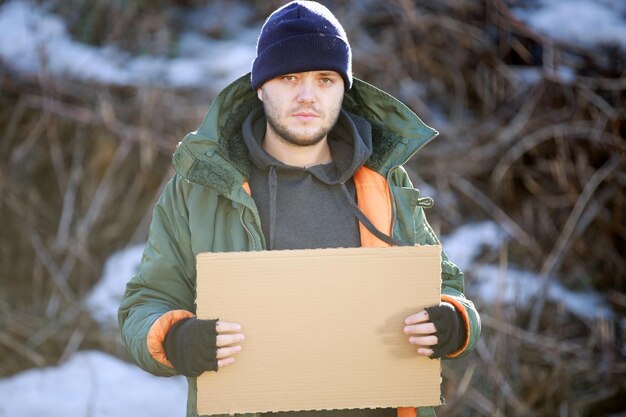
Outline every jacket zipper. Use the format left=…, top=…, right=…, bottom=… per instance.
left=239, top=207, right=256, bottom=251
left=389, top=183, right=398, bottom=239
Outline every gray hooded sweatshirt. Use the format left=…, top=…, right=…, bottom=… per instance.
left=242, top=107, right=374, bottom=251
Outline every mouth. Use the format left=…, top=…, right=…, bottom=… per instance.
left=292, top=110, right=320, bottom=121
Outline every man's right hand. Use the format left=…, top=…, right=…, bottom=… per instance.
left=216, top=321, right=245, bottom=368
left=163, top=317, right=244, bottom=377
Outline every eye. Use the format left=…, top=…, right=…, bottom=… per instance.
left=282, top=75, right=297, bottom=82
left=320, top=77, right=335, bottom=85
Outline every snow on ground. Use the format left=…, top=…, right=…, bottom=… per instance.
left=83, top=244, right=145, bottom=327
left=471, top=264, right=614, bottom=320
left=0, top=0, right=258, bottom=91
left=0, top=244, right=185, bottom=417
left=0, top=351, right=186, bottom=417
left=442, top=222, right=614, bottom=321
left=440, top=221, right=508, bottom=271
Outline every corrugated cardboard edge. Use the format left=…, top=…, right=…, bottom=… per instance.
left=195, top=245, right=443, bottom=414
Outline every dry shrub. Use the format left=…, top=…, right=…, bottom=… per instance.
left=0, top=73, right=208, bottom=374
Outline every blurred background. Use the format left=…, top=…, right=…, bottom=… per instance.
left=0, top=0, right=624, bottom=416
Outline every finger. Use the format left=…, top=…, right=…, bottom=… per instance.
left=216, top=321, right=242, bottom=333
left=217, top=357, right=235, bottom=368
left=216, top=333, right=245, bottom=347
left=404, top=322, right=436, bottom=335
left=404, top=310, right=429, bottom=325
left=216, top=345, right=242, bottom=359
left=408, top=335, right=438, bottom=346
left=417, top=347, right=434, bottom=357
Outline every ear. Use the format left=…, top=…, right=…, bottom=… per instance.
left=257, top=87, right=263, bottom=102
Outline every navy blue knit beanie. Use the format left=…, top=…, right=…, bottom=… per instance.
left=251, top=1, right=352, bottom=90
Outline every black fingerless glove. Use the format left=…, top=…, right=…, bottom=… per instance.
left=425, top=302, right=466, bottom=359
left=163, top=317, right=219, bottom=377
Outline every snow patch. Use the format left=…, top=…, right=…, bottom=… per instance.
left=441, top=222, right=614, bottom=322
left=513, top=0, right=626, bottom=51
left=0, top=351, right=186, bottom=417
left=442, top=221, right=508, bottom=270
left=470, top=264, right=614, bottom=321
left=0, top=0, right=257, bottom=91
left=83, top=244, right=144, bottom=327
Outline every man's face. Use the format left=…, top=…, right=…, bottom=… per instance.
left=257, top=70, right=345, bottom=147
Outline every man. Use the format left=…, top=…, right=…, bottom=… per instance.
left=118, top=2, right=480, bottom=417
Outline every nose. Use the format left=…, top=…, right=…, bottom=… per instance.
left=296, top=78, right=316, bottom=103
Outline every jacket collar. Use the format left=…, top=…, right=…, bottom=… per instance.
left=173, top=73, right=438, bottom=195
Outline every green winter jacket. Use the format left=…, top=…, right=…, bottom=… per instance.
left=118, top=73, right=481, bottom=417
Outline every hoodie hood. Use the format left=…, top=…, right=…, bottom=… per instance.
left=172, top=73, right=438, bottom=195
left=241, top=107, right=372, bottom=185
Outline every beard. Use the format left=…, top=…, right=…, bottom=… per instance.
left=261, top=98, right=342, bottom=147
left=266, top=114, right=331, bottom=147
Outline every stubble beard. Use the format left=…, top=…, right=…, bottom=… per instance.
left=263, top=101, right=342, bottom=148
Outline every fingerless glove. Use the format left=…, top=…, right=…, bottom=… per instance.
left=425, top=302, right=466, bottom=358
left=163, top=317, right=219, bottom=377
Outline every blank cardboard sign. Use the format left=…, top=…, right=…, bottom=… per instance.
left=196, top=246, right=442, bottom=415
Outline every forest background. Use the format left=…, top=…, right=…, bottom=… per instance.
left=0, top=0, right=624, bottom=416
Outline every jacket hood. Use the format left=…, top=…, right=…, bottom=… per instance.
left=172, top=73, right=438, bottom=195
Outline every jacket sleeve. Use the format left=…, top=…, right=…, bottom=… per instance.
left=392, top=166, right=481, bottom=359
left=413, top=206, right=481, bottom=359
left=118, top=175, right=197, bottom=376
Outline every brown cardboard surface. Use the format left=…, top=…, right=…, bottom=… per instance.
left=196, top=246, right=442, bottom=415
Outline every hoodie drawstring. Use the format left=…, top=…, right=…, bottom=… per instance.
left=266, top=171, right=406, bottom=249
left=340, top=184, right=410, bottom=247
left=268, top=166, right=278, bottom=250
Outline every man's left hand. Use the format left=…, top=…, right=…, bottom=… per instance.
left=403, top=310, right=438, bottom=357
left=404, top=302, right=465, bottom=358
